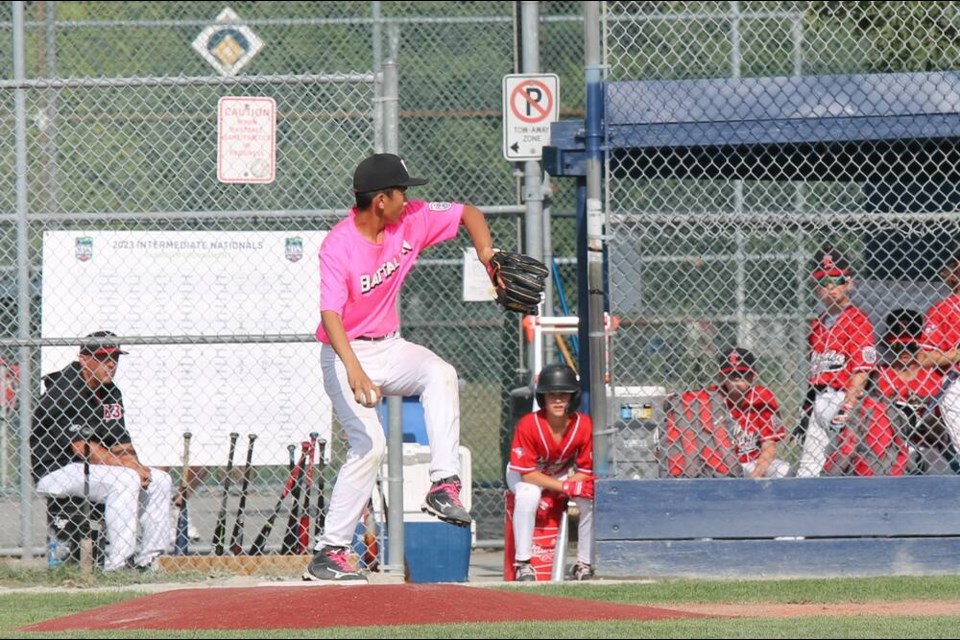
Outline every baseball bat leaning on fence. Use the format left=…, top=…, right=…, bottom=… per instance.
left=248, top=444, right=308, bottom=556
left=554, top=334, right=578, bottom=373
left=282, top=441, right=310, bottom=554
left=174, top=432, right=193, bottom=555
left=80, top=438, right=95, bottom=574
left=299, top=433, right=319, bottom=552
left=314, top=438, right=327, bottom=540
left=229, top=433, right=258, bottom=555
left=211, top=432, right=240, bottom=556
left=361, top=495, right=380, bottom=571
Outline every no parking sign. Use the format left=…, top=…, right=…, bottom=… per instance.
left=502, top=74, right=560, bottom=161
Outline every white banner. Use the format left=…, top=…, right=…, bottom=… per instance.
left=40, top=230, right=332, bottom=467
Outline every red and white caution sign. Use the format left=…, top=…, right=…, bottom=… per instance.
left=217, top=96, right=276, bottom=184
left=502, top=74, right=560, bottom=161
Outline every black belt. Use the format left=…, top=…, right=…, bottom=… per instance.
left=355, top=333, right=395, bottom=342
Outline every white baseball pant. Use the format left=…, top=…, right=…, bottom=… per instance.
left=317, top=335, right=462, bottom=549
left=36, top=463, right=173, bottom=570
left=741, top=458, right=791, bottom=478
left=796, top=387, right=846, bottom=478
left=506, top=470, right=594, bottom=566
left=938, top=376, right=960, bottom=460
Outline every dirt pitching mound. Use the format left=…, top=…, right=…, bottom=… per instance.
left=19, top=583, right=703, bottom=631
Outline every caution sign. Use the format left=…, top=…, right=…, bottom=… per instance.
left=502, top=74, right=560, bottom=161
left=217, top=96, right=276, bottom=184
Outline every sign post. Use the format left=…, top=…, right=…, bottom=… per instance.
left=502, top=74, right=560, bottom=162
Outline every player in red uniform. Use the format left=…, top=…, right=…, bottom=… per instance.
left=664, top=349, right=789, bottom=478
left=797, top=248, right=877, bottom=478
left=717, top=348, right=790, bottom=478
left=506, top=364, right=594, bottom=581
left=917, top=252, right=960, bottom=473
left=874, top=308, right=949, bottom=474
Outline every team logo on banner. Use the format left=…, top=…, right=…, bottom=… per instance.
left=75, top=236, right=93, bottom=262
left=285, top=236, right=303, bottom=262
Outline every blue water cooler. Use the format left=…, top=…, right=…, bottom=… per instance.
left=364, top=397, right=473, bottom=582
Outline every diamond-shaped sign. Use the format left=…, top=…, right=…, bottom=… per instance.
left=193, top=8, right=263, bottom=77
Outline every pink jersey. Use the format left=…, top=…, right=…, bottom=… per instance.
left=508, top=410, right=593, bottom=478
left=721, top=385, right=786, bottom=464
left=316, top=200, right=464, bottom=343
left=920, top=294, right=960, bottom=372
left=808, top=305, right=876, bottom=389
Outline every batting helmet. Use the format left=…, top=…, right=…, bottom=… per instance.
left=534, top=363, right=581, bottom=413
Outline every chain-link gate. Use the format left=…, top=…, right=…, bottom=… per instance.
left=604, top=1, right=960, bottom=484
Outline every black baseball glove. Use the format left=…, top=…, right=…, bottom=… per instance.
left=487, top=250, right=549, bottom=315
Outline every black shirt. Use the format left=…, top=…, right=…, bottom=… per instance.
left=29, top=361, right=131, bottom=481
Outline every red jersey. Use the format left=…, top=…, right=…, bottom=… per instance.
left=508, top=410, right=593, bottom=478
left=920, top=294, right=960, bottom=372
left=808, top=305, right=876, bottom=388
left=874, top=366, right=944, bottom=405
left=720, top=385, right=786, bottom=463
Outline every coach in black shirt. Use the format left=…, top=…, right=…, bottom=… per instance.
left=31, top=331, right=172, bottom=571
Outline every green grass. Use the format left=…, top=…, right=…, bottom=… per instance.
left=3, top=575, right=960, bottom=638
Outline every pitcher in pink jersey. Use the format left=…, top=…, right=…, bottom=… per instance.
left=304, top=153, right=498, bottom=582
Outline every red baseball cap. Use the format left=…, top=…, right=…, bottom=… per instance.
left=811, top=248, right=851, bottom=279
left=718, top=348, right=756, bottom=375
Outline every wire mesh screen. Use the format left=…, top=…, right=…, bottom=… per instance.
left=0, top=1, right=597, bottom=575
left=604, top=1, right=960, bottom=482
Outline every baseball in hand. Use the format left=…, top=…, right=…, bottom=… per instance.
left=359, top=388, right=380, bottom=407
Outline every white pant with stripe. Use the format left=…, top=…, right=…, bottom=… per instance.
left=506, top=470, right=594, bottom=566
left=317, top=335, right=462, bottom=550
left=36, top=463, right=172, bottom=570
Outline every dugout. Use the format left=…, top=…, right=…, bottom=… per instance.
left=543, top=70, right=960, bottom=578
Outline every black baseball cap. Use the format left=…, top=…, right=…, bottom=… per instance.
left=882, top=308, right=924, bottom=345
left=79, top=330, right=128, bottom=358
left=718, top=347, right=756, bottom=375
left=352, top=153, right=428, bottom=193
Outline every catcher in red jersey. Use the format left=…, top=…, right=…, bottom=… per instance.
left=917, top=252, right=960, bottom=474
left=797, top=248, right=878, bottom=478
left=716, top=348, right=790, bottom=478
left=506, top=364, right=594, bottom=582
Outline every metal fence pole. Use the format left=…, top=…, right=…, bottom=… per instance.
left=13, top=0, right=34, bottom=562
left=381, top=57, right=406, bottom=580
left=583, top=1, right=608, bottom=474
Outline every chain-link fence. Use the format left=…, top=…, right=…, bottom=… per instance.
left=604, top=1, right=960, bottom=483
left=0, top=1, right=591, bottom=574
left=9, top=0, right=957, bottom=579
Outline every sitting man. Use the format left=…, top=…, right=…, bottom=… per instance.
left=30, top=331, right=172, bottom=571
left=664, top=348, right=789, bottom=478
